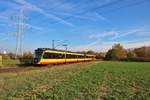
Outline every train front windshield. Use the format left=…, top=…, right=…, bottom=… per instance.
left=35, top=50, right=43, bottom=58
left=34, top=50, right=44, bottom=64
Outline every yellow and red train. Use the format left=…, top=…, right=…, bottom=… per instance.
left=34, top=48, right=96, bottom=65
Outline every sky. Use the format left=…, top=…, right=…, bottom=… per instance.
left=0, top=0, right=150, bottom=53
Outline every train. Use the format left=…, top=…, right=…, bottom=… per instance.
left=34, top=48, right=96, bottom=65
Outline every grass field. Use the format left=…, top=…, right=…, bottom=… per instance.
left=0, top=61, right=150, bottom=99
left=0, top=59, right=20, bottom=68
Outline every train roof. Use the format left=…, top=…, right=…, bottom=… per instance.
left=35, top=48, right=96, bottom=56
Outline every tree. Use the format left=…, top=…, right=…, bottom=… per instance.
left=8, top=53, right=16, bottom=59
left=134, top=46, right=150, bottom=58
left=95, top=52, right=106, bottom=59
left=1, top=54, right=10, bottom=59
left=23, top=52, right=34, bottom=59
left=127, top=50, right=136, bottom=59
left=81, top=50, right=105, bottom=60
left=105, top=44, right=127, bottom=60
left=86, top=50, right=95, bottom=54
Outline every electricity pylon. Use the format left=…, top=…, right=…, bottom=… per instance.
left=15, top=10, right=25, bottom=58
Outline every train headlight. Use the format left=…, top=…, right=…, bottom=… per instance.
left=34, top=58, right=39, bottom=64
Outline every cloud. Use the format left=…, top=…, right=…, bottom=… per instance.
left=24, top=23, right=43, bottom=31
left=48, top=7, right=109, bottom=23
left=75, top=27, right=150, bottom=52
left=88, top=31, right=117, bottom=39
left=123, top=41, right=150, bottom=49
left=88, top=28, right=150, bottom=40
left=49, top=11, right=98, bottom=21
left=2, top=0, right=111, bottom=27
left=70, top=43, right=111, bottom=52
left=0, top=15, right=7, bottom=20
left=0, top=23, right=7, bottom=26
left=110, top=29, right=144, bottom=40
left=71, top=38, right=150, bottom=52
left=0, top=37, right=9, bottom=42
left=93, top=12, right=109, bottom=22
left=11, top=0, right=74, bottom=27
left=0, top=15, right=42, bottom=31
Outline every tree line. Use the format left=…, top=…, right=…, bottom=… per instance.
left=0, top=43, right=150, bottom=62
left=81, top=44, right=150, bottom=62
left=0, top=52, right=34, bottom=59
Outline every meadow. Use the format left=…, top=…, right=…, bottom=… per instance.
left=0, top=61, right=150, bottom=100
left=0, top=59, right=20, bottom=68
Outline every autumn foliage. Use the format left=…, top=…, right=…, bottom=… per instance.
left=105, top=44, right=150, bottom=61
left=105, top=44, right=127, bottom=60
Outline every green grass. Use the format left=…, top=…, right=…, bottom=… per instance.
left=0, top=61, right=150, bottom=100
left=1, top=59, right=20, bottom=67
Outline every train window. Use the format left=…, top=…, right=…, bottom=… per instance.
left=57, top=54, right=64, bottom=59
left=43, top=53, right=48, bottom=59
left=67, top=54, right=71, bottom=58
left=55, top=54, right=61, bottom=59
left=71, top=55, right=74, bottom=58
left=43, top=53, right=55, bottom=59
left=43, top=53, right=65, bottom=59
left=73, top=55, right=77, bottom=58
left=78, top=55, right=84, bottom=58
left=54, top=54, right=57, bottom=58
left=66, top=54, right=77, bottom=58
left=43, top=53, right=78, bottom=59
left=86, top=56, right=92, bottom=58
left=43, top=53, right=51, bottom=59
left=66, top=54, right=69, bottom=58
left=69, top=55, right=72, bottom=58
left=71, top=55, right=75, bottom=58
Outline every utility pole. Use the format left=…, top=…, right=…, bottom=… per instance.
left=15, top=10, right=25, bottom=58
left=63, top=44, right=68, bottom=63
left=52, top=40, right=54, bottom=49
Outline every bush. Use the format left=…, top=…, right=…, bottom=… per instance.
left=19, top=52, right=34, bottom=65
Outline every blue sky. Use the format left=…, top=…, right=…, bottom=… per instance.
left=0, top=0, right=150, bottom=52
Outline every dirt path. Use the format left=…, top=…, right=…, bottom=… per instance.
left=0, top=62, right=93, bottom=74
